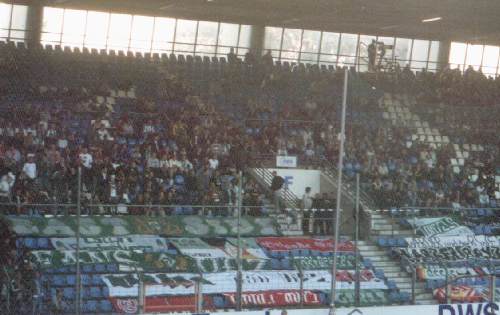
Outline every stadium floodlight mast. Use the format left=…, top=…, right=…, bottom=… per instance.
left=329, top=68, right=349, bottom=315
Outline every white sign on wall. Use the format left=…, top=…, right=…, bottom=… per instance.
left=276, top=156, right=297, bottom=168
left=267, top=168, right=321, bottom=197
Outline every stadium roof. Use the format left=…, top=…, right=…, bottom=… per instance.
left=24, top=0, right=500, bottom=44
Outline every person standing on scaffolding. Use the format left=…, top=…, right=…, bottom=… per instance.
left=368, top=40, right=377, bottom=72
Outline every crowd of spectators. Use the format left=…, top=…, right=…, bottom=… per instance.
left=0, top=217, right=37, bottom=314
left=0, top=41, right=498, bottom=215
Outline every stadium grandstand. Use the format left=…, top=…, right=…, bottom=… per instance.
left=0, top=0, right=499, bottom=314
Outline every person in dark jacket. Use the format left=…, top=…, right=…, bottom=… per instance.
left=270, top=171, right=284, bottom=211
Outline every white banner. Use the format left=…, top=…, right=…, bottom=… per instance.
left=102, top=271, right=387, bottom=297
left=276, top=156, right=297, bottom=168
left=408, top=217, right=473, bottom=238
left=169, top=238, right=230, bottom=259
left=406, top=235, right=500, bottom=250
left=51, top=235, right=170, bottom=252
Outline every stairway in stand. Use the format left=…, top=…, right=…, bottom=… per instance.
left=360, top=210, right=437, bottom=305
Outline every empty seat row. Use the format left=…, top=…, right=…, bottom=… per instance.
left=44, top=274, right=104, bottom=286
left=51, top=286, right=109, bottom=300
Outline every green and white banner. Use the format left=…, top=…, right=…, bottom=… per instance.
left=407, top=217, right=473, bottom=238
left=405, top=235, right=500, bottom=250
left=101, top=271, right=388, bottom=297
left=5, top=215, right=280, bottom=237
left=51, top=236, right=170, bottom=252
left=30, top=249, right=272, bottom=273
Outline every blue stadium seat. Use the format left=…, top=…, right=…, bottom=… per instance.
left=386, top=280, right=397, bottom=290
left=378, top=238, right=387, bottom=247
left=388, top=238, right=397, bottom=247
left=397, top=238, right=407, bottom=247
left=271, top=259, right=281, bottom=269
left=95, top=264, right=106, bottom=273
left=106, top=264, right=119, bottom=273
left=90, top=287, right=102, bottom=298
left=36, top=238, right=49, bottom=249
left=83, top=300, right=98, bottom=313
left=99, top=300, right=113, bottom=312
left=63, top=287, right=75, bottom=300
left=66, top=275, right=76, bottom=286
left=80, top=287, right=90, bottom=300
left=82, top=264, right=93, bottom=273
left=53, top=275, right=66, bottom=286
left=281, top=258, right=291, bottom=270
left=91, top=275, right=102, bottom=286
left=102, top=285, right=110, bottom=297
left=81, top=274, right=91, bottom=286
left=24, top=238, right=36, bottom=249
left=213, top=296, right=225, bottom=308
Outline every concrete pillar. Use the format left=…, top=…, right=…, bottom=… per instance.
left=250, top=24, right=265, bottom=55
left=437, top=40, right=451, bottom=70
left=26, top=1, right=43, bottom=48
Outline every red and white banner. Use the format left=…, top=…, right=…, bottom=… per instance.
left=256, top=237, right=354, bottom=252
left=110, top=296, right=214, bottom=314
left=224, top=290, right=322, bottom=307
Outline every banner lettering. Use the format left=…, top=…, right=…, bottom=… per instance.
left=257, top=237, right=354, bottom=252
left=102, top=271, right=388, bottom=297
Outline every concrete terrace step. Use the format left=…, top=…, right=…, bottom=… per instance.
left=364, top=255, right=393, bottom=262
left=392, top=277, right=413, bottom=284
left=371, top=224, right=396, bottom=230
left=394, top=282, right=413, bottom=290
left=357, top=245, right=380, bottom=251
left=376, top=266, right=403, bottom=273
left=377, top=230, right=414, bottom=236
left=358, top=250, right=388, bottom=256
left=383, top=271, right=410, bottom=278
left=371, top=261, right=401, bottom=268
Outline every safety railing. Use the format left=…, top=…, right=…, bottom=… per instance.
left=250, top=168, right=301, bottom=209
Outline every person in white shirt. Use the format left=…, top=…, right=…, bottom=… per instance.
left=0, top=172, right=15, bottom=201
left=168, top=152, right=182, bottom=169
left=79, top=148, right=93, bottom=169
left=208, top=155, right=219, bottom=170
left=22, top=154, right=37, bottom=179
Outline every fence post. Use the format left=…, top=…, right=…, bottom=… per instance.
left=445, top=266, right=450, bottom=305
left=354, top=173, right=360, bottom=307
left=411, top=263, right=416, bottom=305
left=137, top=272, right=145, bottom=315
left=298, top=260, right=304, bottom=308
left=236, top=171, right=243, bottom=311
left=196, top=273, right=203, bottom=313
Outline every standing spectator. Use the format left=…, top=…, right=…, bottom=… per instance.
left=302, top=187, right=314, bottom=234
left=262, top=50, right=274, bottom=68
left=227, top=47, right=238, bottom=64
left=22, top=154, right=37, bottom=180
left=270, top=171, right=284, bottom=211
